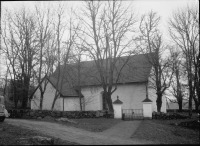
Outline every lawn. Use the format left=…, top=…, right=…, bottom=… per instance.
left=131, top=119, right=200, bottom=144
left=0, top=122, right=79, bottom=145
left=58, top=118, right=123, bottom=132
left=35, top=117, right=123, bottom=132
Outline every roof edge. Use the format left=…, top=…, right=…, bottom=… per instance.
left=142, top=98, right=152, bottom=102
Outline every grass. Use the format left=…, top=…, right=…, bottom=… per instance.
left=31, top=117, right=123, bottom=132
left=57, top=118, right=123, bottom=132
left=131, top=119, right=200, bottom=144
left=0, top=122, right=79, bottom=145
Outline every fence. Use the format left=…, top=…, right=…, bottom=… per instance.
left=122, top=109, right=144, bottom=120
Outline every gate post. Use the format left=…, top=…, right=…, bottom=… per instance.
left=113, top=96, right=123, bottom=119
left=142, top=98, right=153, bottom=119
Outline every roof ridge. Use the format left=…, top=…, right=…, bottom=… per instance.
left=59, top=53, right=155, bottom=66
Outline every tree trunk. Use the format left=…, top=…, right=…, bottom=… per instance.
left=156, top=93, right=162, bottom=112
left=78, top=89, right=82, bottom=111
left=178, top=100, right=182, bottom=112
left=14, top=96, right=18, bottom=109
left=194, top=102, right=199, bottom=112
left=21, top=76, right=30, bottom=109
left=188, top=94, right=193, bottom=117
left=79, top=96, right=82, bottom=111
left=51, top=93, right=59, bottom=110
left=14, top=86, right=18, bottom=108
left=22, top=88, right=28, bottom=109
left=105, top=92, right=114, bottom=112
left=39, top=92, right=44, bottom=110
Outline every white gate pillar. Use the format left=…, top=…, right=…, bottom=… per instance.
left=142, top=98, right=153, bottom=119
left=113, top=96, right=123, bottom=119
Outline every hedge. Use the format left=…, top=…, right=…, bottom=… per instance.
left=152, top=111, right=190, bottom=120
left=167, top=109, right=199, bottom=113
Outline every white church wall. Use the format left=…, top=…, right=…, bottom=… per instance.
left=81, top=83, right=147, bottom=111
left=31, top=81, right=62, bottom=111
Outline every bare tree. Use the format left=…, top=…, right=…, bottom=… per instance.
left=77, top=1, right=137, bottom=112
left=31, top=3, right=54, bottom=110
left=169, top=47, right=186, bottom=112
left=65, top=44, right=86, bottom=111
left=51, top=4, right=80, bottom=110
left=2, top=7, right=38, bottom=108
left=2, top=24, right=20, bottom=108
left=136, top=11, right=173, bottom=112
left=168, top=5, right=199, bottom=115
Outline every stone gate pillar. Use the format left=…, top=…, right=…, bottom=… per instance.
left=142, top=98, right=153, bottom=119
left=113, top=96, right=123, bottom=119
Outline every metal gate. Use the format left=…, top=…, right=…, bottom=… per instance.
left=122, top=109, right=144, bottom=120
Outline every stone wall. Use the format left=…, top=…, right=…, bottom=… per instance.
left=7, top=109, right=114, bottom=119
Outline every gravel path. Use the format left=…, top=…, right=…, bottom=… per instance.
left=6, top=118, right=157, bottom=145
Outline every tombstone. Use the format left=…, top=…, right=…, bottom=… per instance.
left=142, top=98, right=153, bottom=119
left=113, top=96, right=123, bottom=119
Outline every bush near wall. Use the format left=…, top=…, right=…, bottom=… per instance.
left=7, top=109, right=114, bottom=119
left=152, top=111, right=190, bottom=120
left=167, top=109, right=199, bottom=113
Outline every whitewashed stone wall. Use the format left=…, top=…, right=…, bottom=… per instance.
left=60, top=97, right=82, bottom=111
left=81, top=83, right=148, bottom=111
left=31, top=78, right=166, bottom=112
left=31, top=82, right=61, bottom=111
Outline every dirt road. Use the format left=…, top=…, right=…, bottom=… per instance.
left=5, top=118, right=157, bottom=145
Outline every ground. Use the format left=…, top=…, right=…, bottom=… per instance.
left=132, top=119, right=199, bottom=144
left=4, top=118, right=156, bottom=145
left=0, top=122, right=78, bottom=145
left=1, top=114, right=199, bottom=145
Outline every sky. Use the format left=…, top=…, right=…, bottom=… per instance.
left=2, top=0, right=198, bottom=37
left=0, top=0, right=199, bottom=78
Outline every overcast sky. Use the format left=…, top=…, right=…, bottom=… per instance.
left=0, top=0, right=199, bottom=78
left=1, top=0, right=198, bottom=41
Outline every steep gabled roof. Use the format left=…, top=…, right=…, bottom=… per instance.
left=48, top=76, right=83, bottom=97
left=52, top=53, right=154, bottom=87
left=30, top=76, right=83, bottom=98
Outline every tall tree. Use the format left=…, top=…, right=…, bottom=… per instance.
left=169, top=47, right=185, bottom=112
left=32, top=3, right=55, bottom=110
left=66, top=44, right=86, bottom=111
left=77, top=1, right=137, bottom=112
left=168, top=5, right=199, bottom=115
left=51, top=4, right=80, bottom=110
left=2, top=7, right=38, bottom=108
left=136, top=11, right=173, bottom=112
